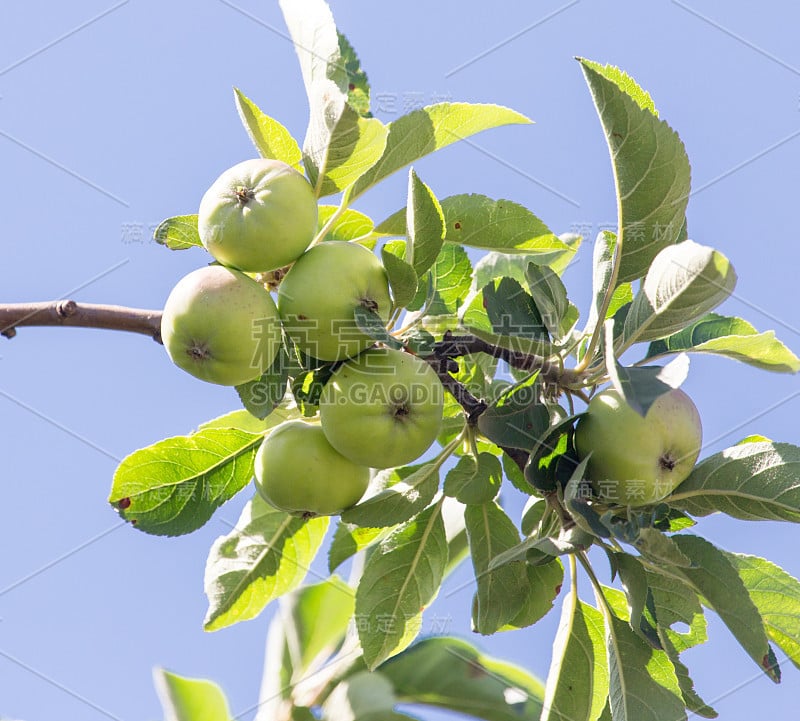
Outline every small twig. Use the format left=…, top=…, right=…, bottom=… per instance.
left=0, top=301, right=163, bottom=343
left=424, top=356, right=487, bottom=423
left=430, top=330, right=582, bottom=388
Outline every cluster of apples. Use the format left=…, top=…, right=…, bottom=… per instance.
left=160, top=159, right=445, bottom=517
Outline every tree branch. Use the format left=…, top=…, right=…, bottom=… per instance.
left=431, top=330, right=582, bottom=388
left=0, top=301, right=163, bottom=342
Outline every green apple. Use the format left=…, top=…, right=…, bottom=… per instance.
left=254, top=420, right=370, bottom=516
left=574, top=388, right=702, bottom=506
left=319, top=348, right=444, bottom=468
left=198, top=158, right=318, bottom=273
left=278, top=242, right=392, bottom=361
left=161, top=265, right=281, bottom=386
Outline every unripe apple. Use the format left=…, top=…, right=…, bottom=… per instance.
left=161, top=265, right=281, bottom=386
left=319, top=348, right=444, bottom=469
left=198, top=158, right=318, bottom=272
left=278, top=242, right=392, bottom=361
left=254, top=420, right=370, bottom=516
left=574, top=388, right=702, bottom=506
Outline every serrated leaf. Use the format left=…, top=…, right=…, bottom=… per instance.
left=421, top=242, right=473, bottom=317
left=579, top=59, right=691, bottom=283
left=108, top=428, right=262, bottom=536
left=622, top=240, right=737, bottom=347
left=603, top=608, right=687, bottom=721
left=154, top=668, right=232, bottom=721
left=380, top=636, right=545, bottom=721
left=584, top=231, right=619, bottom=339
left=356, top=503, right=448, bottom=669
left=541, top=593, right=608, bottom=721
left=670, top=534, right=780, bottom=682
left=644, top=567, right=707, bottom=653
left=668, top=440, right=800, bottom=522
left=352, top=103, right=532, bottom=200
left=525, top=263, right=574, bottom=340
left=235, top=343, right=297, bottom=419
left=657, top=630, right=717, bottom=718
left=634, top=527, right=693, bottom=568
left=466, top=502, right=533, bottom=634
left=338, top=32, right=371, bottom=117
left=198, top=398, right=300, bottom=433
left=203, top=495, right=328, bottom=631
left=304, top=90, right=389, bottom=197
left=477, top=373, right=549, bottom=451
left=381, top=246, right=418, bottom=309
left=443, top=452, right=502, bottom=504
left=406, top=169, right=445, bottom=276
left=605, top=351, right=690, bottom=417
left=645, top=313, right=800, bottom=374
left=318, top=205, right=376, bottom=243
left=153, top=214, right=202, bottom=250
left=726, top=553, right=800, bottom=671
left=233, top=88, right=302, bottom=169
left=341, top=463, right=440, bottom=528
left=328, top=522, right=393, bottom=573
left=379, top=194, right=566, bottom=255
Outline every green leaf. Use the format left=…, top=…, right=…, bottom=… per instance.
left=351, top=103, right=532, bottom=200
left=584, top=230, right=619, bottom=338
left=483, top=277, right=547, bottom=341
left=235, top=343, right=296, bottom=420
left=419, top=243, right=473, bottom=317
left=406, top=169, right=445, bottom=276
left=472, top=243, right=581, bottom=294
left=356, top=503, right=448, bottom=669
left=668, top=440, right=800, bottom=523
left=381, top=246, right=418, bottom=309
left=443, top=452, right=502, bottom=505
left=153, top=214, right=202, bottom=250
left=579, top=59, right=691, bottom=283
left=634, top=527, right=693, bottom=568
left=526, top=412, right=582, bottom=493
left=645, top=567, right=707, bottom=653
left=338, top=32, right=371, bottom=117
left=670, top=535, right=780, bottom=682
left=726, top=553, right=800, bottom=671
left=108, top=428, right=262, bottom=536
left=233, top=88, right=303, bottom=169
left=622, top=240, right=737, bottom=346
left=603, top=607, right=687, bottom=721
left=203, top=495, right=328, bottom=631
left=318, top=205, right=376, bottom=243
left=525, top=263, right=575, bottom=340
left=328, top=522, right=393, bottom=573
left=353, top=305, right=404, bottom=349
left=341, top=463, right=440, bottom=528
left=379, top=194, right=567, bottom=255
left=657, top=631, right=717, bottom=718
left=279, top=0, right=347, bottom=97
left=477, top=373, right=549, bottom=451
left=154, top=668, right=232, bottom=721
left=304, top=95, right=389, bottom=197
left=645, top=313, right=800, bottom=374
left=197, top=398, right=300, bottom=433
left=380, top=636, right=545, bottom=721
left=322, top=670, right=411, bottom=721
left=503, top=560, right=564, bottom=631
left=466, top=502, right=532, bottom=634
left=279, top=1, right=387, bottom=195
left=605, top=351, right=690, bottom=417
left=541, top=593, right=608, bottom=721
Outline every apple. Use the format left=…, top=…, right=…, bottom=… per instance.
left=278, top=242, right=392, bottom=361
left=161, top=265, right=281, bottom=386
left=574, top=388, right=702, bottom=506
left=254, top=420, right=370, bottom=516
left=319, top=348, right=444, bottom=468
left=198, top=158, right=318, bottom=272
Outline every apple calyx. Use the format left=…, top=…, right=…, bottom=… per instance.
left=234, top=185, right=255, bottom=205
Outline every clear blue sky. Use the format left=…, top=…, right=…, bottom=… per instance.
left=1, top=1, right=799, bottom=719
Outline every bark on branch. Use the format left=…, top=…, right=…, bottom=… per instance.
left=0, top=301, right=163, bottom=343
